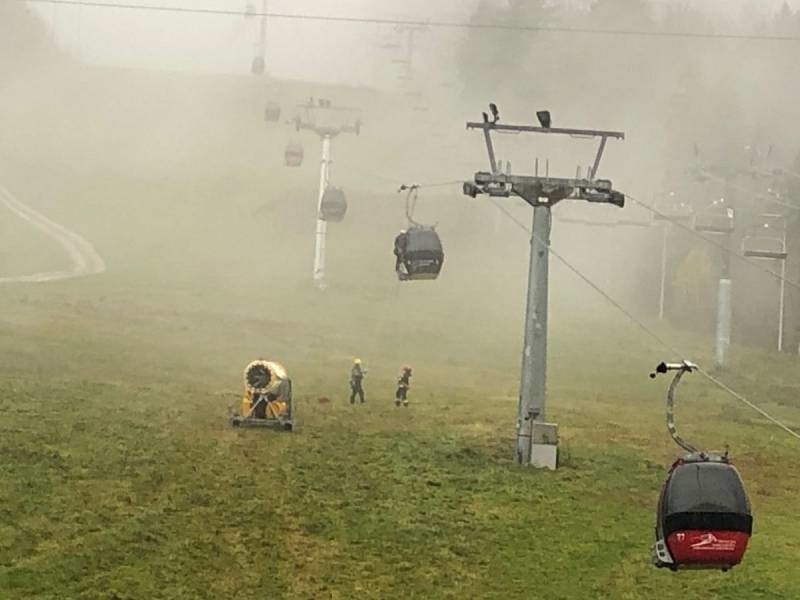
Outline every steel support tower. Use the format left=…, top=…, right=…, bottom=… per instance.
left=292, top=100, right=361, bottom=289
left=463, top=105, right=625, bottom=466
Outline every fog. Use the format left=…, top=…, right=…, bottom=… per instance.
left=31, top=0, right=476, bottom=85
left=4, top=0, right=800, bottom=357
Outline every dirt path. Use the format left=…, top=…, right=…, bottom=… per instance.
left=0, top=183, right=106, bottom=283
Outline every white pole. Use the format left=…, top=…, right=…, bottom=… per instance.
left=313, top=135, right=331, bottom=288
left=778, top=259, right=786, bottom=353
left=715, top=278, right=732, bottom=368
left=258, top=0, right=268, bottom=62
left=658, top=223, right=668, bottom=320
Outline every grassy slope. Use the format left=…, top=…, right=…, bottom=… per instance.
left=1, top=67, right=799, bottom=600
left=1, top=276, right=798, bottom=600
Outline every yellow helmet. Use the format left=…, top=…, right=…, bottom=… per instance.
left=354, top=358, right=362, bottom=365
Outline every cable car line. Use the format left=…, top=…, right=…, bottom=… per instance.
left=761, top=196, right=799, bottom=212
left=488, top=199, right=800, bottom=444
left=21, top=0, right=800, bottom=43
left=627, top=194, right=800, bottom=292
left=372, top=176, right=462, bottom=190
left=698, top=169, right=800, bottom=212
left=490, top=197, right=682, bottom=355
left=414, top=180, right=463, bottom=189
left=695, top=367, right=800, bottom=442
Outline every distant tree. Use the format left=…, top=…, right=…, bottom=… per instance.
left=661, top=63, right=708, bottom=167
left=0, top=3, right=58, bottom=67
left=659, top=2, right=711, bottom=35
left=672, top=247, right=715, bottom=329
left=773, top=1, right=798, bottom=36
left=589, top=0, right=652, bottom=29
left=456, top=0, right=547, bottom=97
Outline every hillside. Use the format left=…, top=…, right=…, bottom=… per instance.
left=1, top=20, right=799, bottom=600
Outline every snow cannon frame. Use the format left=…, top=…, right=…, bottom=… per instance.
left=230, top=360, right=294, bottom=431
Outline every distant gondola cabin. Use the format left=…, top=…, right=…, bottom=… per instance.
left=251, top=56, right=266, bottom=75
left=284, top=143, right=304, bottom=167
left=264, top=102, right=281, bottom=122
left=320, top=187, right=347, bottom=222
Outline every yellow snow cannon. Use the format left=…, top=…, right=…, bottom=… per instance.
left=231, top=360, right=294, bottom=431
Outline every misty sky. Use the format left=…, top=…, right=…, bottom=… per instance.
left=30, top=0, right=476, bottom=87
left=29, top=0, right=800, bottom=87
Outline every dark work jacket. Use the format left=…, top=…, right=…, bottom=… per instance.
left=397, top=372, right=411, bottom=387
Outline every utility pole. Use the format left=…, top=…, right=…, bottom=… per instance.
left=658, top=222, right=669, bottom=320
left=257, top=0, right=268, bottom=67
left=249, top=0, right=268, bottom=75
left=694, top=148, right=798, bottom=362
left=383, top=25, right=429, bottom=112
left=292, top=100, right=361, bottom=289
left=716, top=231, right=733, bottom=368
left=651, top=192, right=693, bottom=321
left=689, top=151, right=738, bottom=368
left=392, top=25, right=428, bottom=82
left=463, top=105, right=625, bottom=467
left=690, top=195, right=735, bottom=369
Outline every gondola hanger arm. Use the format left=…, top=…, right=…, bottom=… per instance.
left=399, top=183, right=423, bottom=227
left=651, top=360, right=700, bottom=455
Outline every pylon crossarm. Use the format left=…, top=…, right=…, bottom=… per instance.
left=465, top=122, right=625, bottom=139
left=467, top=116, right=624, bottom=182
left=295, top=121, right=341, bottom=138
left=464, top=172, right=624, bottom=207
left=292, top=100, right=362, bottom=139
left=295, top=103, right=360, bottom=112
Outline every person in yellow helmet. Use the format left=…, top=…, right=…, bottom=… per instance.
left=350, top=358, right=366, bottom=404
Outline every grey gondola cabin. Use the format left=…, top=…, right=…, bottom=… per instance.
left=395, top=226, right=444, bottom=281
left=320, top=187, right=347, bottom=222
left=264, top=102, right=281, bottom=122
left=251, top=56, right=266, bottom=75
left=284, top=143, right=304, bottom=167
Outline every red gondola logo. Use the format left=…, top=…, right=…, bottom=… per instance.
left=689, top=533, right=737, bottom=552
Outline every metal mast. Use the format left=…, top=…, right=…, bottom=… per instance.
left=293, top=100, right=361, bottom=289
left=463, top=105, right=625, bottom=466
left=257, top=0, right=268, bottom=67
left=313, top=135, right=332, bottom=286
left=392, top=25, right=427, bottom=82
left=249, top=0, right=268, bottom=75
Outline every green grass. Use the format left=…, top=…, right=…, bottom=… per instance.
left=1, top=264, right=799, bottom=599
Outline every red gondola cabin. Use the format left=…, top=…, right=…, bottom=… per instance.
left=653, top=454, right=752, bottom=571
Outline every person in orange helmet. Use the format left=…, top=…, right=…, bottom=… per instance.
left=395, top=366, right=412, bottom=407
